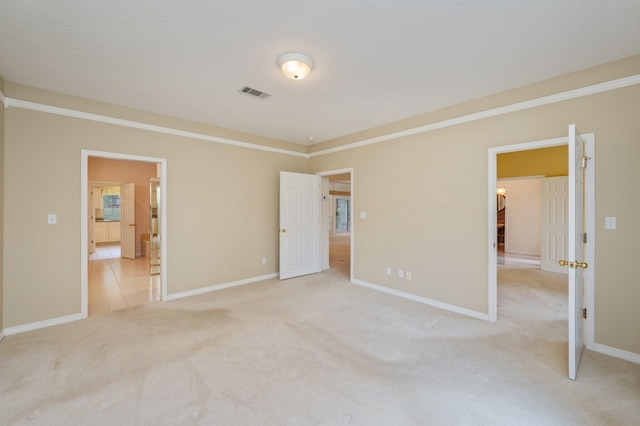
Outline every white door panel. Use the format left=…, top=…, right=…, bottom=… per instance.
left=541, top=177, right=568, bottom=274
left=567, top=124, right=586, bottom=380
left=121, top=182, right=136, bottom=260
left=280, top=172, right=322, bottom=280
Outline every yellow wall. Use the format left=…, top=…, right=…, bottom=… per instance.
left=2, top=83, right=307, bottom=328
left=497, top=146, right=568, bottom=178
left=310, top=55, right=640, bottom=355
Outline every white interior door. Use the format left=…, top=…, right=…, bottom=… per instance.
left=120, top=182, right=136, bottom=260
left=279, top=171, right=322, bottom=280
left=88, top=186, right=96, bottom=254
left=567, top=124, right=587, bottom=380
left=541, top=176, right=568, bottom=273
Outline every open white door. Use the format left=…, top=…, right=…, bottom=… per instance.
left=120, top=182, right=136, bottom=260
left=88, top=186, right=96, bottom=254
left=541, top=176, right=568, bottom=274
left=279, top=172, right=322, bottom=280
left=565, top=124, right=588, bottom=380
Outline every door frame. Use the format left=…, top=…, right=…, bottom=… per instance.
left=80, top=150, right=168, bottom=318
left=487, top=134, right=595, bottom=350
left=317, top=168, right=354, bottom=282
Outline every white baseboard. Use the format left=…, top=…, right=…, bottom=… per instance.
left=3, top=313, right=83, bottom=336
left=0, top=329, right=5, bottom=343
left=351, top=279, right=489, bottom=321
left=165, top=273, right=278, bottom=301
left=593, top=343, right=640, bottom=365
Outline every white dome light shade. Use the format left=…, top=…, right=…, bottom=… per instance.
left=278, top=52, right=314, bottom=80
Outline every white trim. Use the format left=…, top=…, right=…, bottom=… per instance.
left=316, top=168, right=355, bottom=283
left=3, top=314, right=82, bottom=336
left=309, top=75, right=640, bottom=158
left=487, top=132, right=595, bottom=341
left=7, top=98, right=307, bottom=158
left=3, top=74, right=639, bottom=159
left=0, top=330, right=5, bottom=343
left=584, top=140, right=595, bottom=350
left=0, top=88, right=7, bottom=108
left=352, top=279, right=489, bottom=321
left=593, top=343, right=640, bottom=365
left=81, top=150, right=168, bottom=317
left=165, top=273, right=278, bottom=301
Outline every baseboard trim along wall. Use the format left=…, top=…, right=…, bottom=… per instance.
left=165, top=273, right=279, bottom=301
left=3, top=313, right=83, bottom=337
left=0, top=330, right=5, bottom=343
left=351, top=279, right=490, bottom=321
left=594, top=343, right=640, bottom=365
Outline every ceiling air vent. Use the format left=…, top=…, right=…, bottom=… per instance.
left=239, top=86, right=271, bottom=99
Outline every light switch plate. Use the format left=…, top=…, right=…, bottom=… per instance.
left=360, top=212, right=367, bottom=219
left=48, top=214, right=57, bottom=225
left=605, top=217, right=616, bottom=230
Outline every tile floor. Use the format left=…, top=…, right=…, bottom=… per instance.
left=88, top=244, right=161, bottom=316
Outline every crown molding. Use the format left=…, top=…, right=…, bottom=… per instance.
left=308, top=73, right=640, bottom=158
left=0, top=88, right=7, bottom=108
left=3, top=73, right=639, bottom=159
left=4, top=97, right=309, bottom=158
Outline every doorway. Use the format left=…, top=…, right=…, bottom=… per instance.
left=318, top=169, right=354, bottom=281
left=81, top=150, right=168, bottom=319
left=487, top=132, right=595, bottom=365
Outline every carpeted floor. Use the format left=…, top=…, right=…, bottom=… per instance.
left=0, top=261, right=639, bottom=425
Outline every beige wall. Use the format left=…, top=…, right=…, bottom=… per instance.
left=500, top=178, right=542, bottom=256
left=0, top=75, right=4, bottom=332
left=2, top=83, right=307, bottom=328
left=309, top=55, right=640, bottom=355
left=2, top=56, right=640, bottom=358
left=498, top=146, right=568, bottom=178
left=89, top=158, right=158, bottom=254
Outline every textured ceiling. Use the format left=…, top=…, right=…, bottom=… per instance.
left=1, top=1, right=639, bottom=145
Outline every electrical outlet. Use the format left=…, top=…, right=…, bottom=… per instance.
left=386, top=267, right=391, bottom=276
left=406, top=272, right=412, bottom=280
left=262, top=257, right=267, bottom=265
left=398, top=269, right=404, bottom=278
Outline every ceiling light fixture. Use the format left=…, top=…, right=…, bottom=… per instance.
left=278, top=52, right=314, bottom=80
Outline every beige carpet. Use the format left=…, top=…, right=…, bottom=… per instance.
left=1, top=263, right=639, bottom=425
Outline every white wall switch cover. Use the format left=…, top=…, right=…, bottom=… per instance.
left=48, top=214, right=57, bottom=225
left=386, top=267, right=391, bottom=276
left=360, top=212, right=367, bottom=219
left=605, top=217, right=616, bottom=230
left=406, top=272, right=412, bottom=280
left=398, top=269, right=404, bottom=278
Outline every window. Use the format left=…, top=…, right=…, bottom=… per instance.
left=103, top=194, right=121, bottom=221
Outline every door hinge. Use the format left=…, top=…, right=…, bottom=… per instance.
left=581, top=155, right=591, bottom=168
left=583, top=233, right=587, bottom=244
left=582, top=308, right=587, bottom=319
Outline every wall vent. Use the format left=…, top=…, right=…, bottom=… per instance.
left=239, top=86, right=271, bottom=99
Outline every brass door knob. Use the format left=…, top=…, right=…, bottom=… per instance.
left=281, top=228, right=286, bottom=233
left=558, top=260, right=588, bottom=269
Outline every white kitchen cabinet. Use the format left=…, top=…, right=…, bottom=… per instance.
left=95, top=222, right=109, bottom=243
left=93, top=187, right=104, bottom=210
left=95, top=221, right=121, bottom=243
left=108, top=222, right=121, bottom=242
